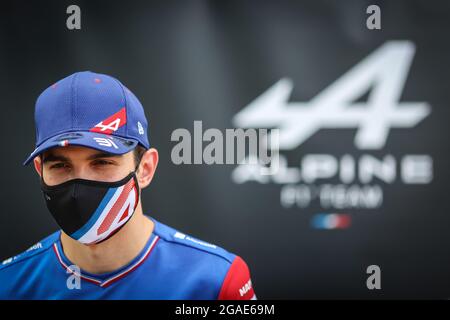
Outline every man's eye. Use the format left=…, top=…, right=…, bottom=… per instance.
left=93, top=160, right=113, bottom=166
left=50, top=163, right=70, bottom=169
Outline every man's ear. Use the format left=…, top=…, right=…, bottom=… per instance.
left=33, top=155, right=43, bottom=178
left=136, top=148, right=158, bottom=190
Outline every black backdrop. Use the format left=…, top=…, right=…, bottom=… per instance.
left=1, top=0, right=449, bottom=299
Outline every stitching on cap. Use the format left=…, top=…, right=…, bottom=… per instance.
left=111, top=76, right=129, bottom=137
left=70, top=73, right=77, bottom=130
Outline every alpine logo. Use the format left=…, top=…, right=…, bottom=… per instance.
left=96, top=178, right=136, bottom=236
left=231, top=41, right=434, bottom=213
left=90, top=107, right=127, bottom=134
left=70, top=177, right=138, bottom=245
left=233, top=41, right=431, bottom=150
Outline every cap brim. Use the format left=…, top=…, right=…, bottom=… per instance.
left=22, top=131, right=139, bottom=166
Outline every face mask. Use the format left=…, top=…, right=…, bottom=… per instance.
left=40, top=164, right=140, bottom=245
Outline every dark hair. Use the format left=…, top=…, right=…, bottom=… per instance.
left=133, top=145, right=147, bottom=168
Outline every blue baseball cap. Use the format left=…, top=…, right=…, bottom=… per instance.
left=23, top=71, right=150, bottom=166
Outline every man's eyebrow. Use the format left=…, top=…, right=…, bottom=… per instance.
left=42, top=152, right=122, bottom=163
left=86, top=152, right=122, bottom=160
left=42, top=154, right=69, bottom=163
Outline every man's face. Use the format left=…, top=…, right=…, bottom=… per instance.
left=36, top=145, right=137, bottom=186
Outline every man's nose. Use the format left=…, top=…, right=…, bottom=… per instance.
left=69, top=165, right=93, bottom=181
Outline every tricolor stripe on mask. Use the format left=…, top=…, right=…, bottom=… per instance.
left=71, top=178, right=137, bottom=244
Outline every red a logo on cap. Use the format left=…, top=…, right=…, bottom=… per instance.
left=90, top=107, right=127, bottom=134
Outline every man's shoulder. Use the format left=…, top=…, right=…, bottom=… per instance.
left=0, top=231, right=60, bottom=272
left=151, top=217, right=236, bottom=265
left=149, top=218, right=257, bottom=300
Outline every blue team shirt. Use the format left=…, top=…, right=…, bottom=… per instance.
left=0, top=217, right=256, bottom=300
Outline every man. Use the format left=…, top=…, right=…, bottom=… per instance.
left=0, top=71, right=256, bottom=300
